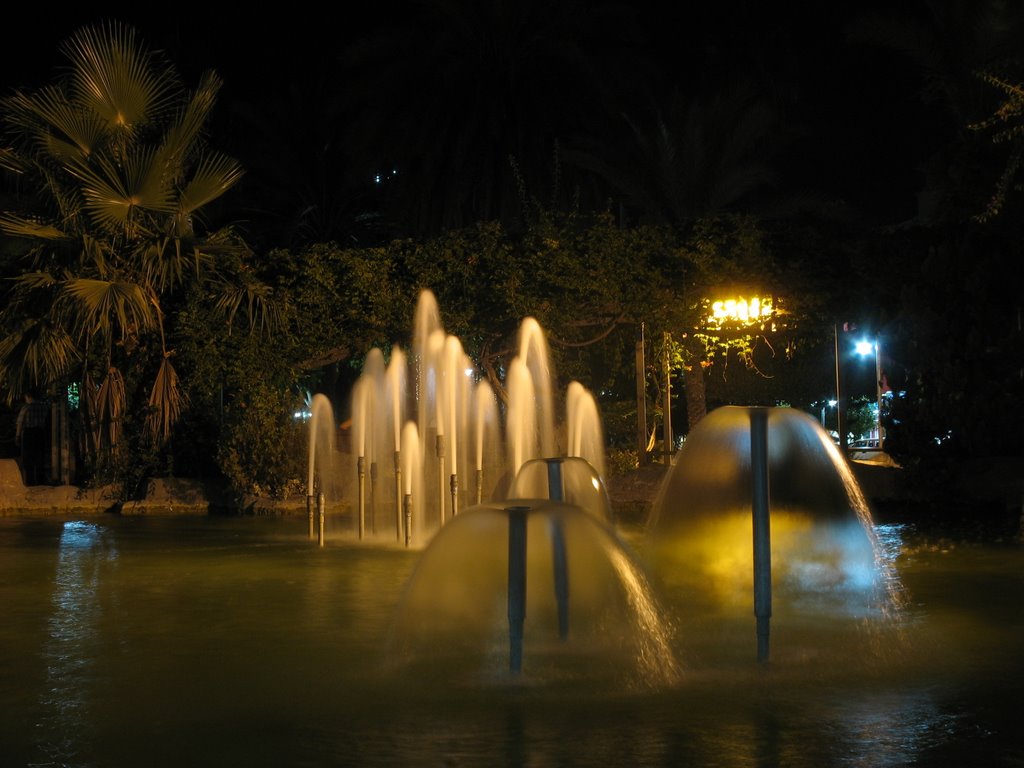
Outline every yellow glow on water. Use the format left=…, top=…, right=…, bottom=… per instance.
left=652, top=510, right=885, bottom=613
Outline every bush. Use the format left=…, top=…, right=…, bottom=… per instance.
left=217, top=383, right=307, bottom=499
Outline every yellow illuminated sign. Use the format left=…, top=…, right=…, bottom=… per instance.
left=707, top=297, right=773, bottom=326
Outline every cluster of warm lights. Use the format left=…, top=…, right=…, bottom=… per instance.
left=706, top=297, right=773, bottom=327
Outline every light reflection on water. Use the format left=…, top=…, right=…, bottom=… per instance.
left=0, top=515, right=1020, bottom=767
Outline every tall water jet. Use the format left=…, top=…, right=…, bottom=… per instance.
left=386, top=348, right=408, bottom=543
left=413, top=293, right=443, bottom=443
left=307, top=394, right=337, bottom=541
left=441, top=334, right=470, bottom=518
left=515, top=317, right=556, bottom=458
left=566, top=381, right=606, bottom=481
left=363, top=348, right=387, bottom=535
left=425, top=329, right=447, bottom=529
left=400, top=421, right=422, bottom=547
left=506, top=358, right=537, bottom=482
left=473, top=380, right=502, bottom=505
left=332, top=290, right=609, bottom=550
left=351, top=377, right=371, bottom=540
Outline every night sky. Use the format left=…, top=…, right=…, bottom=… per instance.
left=0, top=2, right=977, bottom=231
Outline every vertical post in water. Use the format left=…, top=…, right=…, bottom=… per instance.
left=507, top=506, right=529, bottom=675
left=370, top=461, right=378, bottom=534
left=307, top=494, right=315, bottom=540
left=394, top=451, right=402, bottom=543
left=476, top=468, right=484, bottom=506
left=546, top=459, right=570, bottom=640
left=317, top=491, right=326, bottom=548
left=750, top=408, right=772, bottom=664
left=436, top=434, right=446, bottom=527
left=357, top=456, right=366, bottom=540
left=403, top=493, right=413, bottom=549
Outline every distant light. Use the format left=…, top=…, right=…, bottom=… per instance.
left=828, top=399, right=837, bottom=407
left=464, top=367, right=475, bottom=377
left=855, top=340, right=875, bottom=356
left=294, top=410, right=312, bottom=421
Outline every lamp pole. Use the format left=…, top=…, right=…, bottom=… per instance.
left=833, top=324, right=844, bottom=451
left=855, top=338, right=882, bottom=449
left=873, top=339, right=883, bottom=449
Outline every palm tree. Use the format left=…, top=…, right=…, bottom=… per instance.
left=0, top=22, right=246, bottom=463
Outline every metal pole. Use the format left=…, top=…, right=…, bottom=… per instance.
left=436, top=434, right=446, bottom=527
left=662, top=331, right=673, bottom=466
left=834, top=324, right=844, bottom=451
left=403, top=493, right=413, bottom=548
left=750, top=408, right=772, bottom=664
left=636, top=323, right=648, bottom=466
left=450, top=473, right=458, bottom=517
left=874, top=341, right=883, bottom=448
left=317, top=491, right=326, bottom=548
left=307, top=494, right=315, bottom=540
left=507, top=505, right=529, bottom=674
left=476, top=468, right=484, bottom=506
left=357, top=456, right=366, bottom=540
left=370, top=461, right=378, bottom=534
left=546, top=459, right=569, bottom=640
left=394, top=451, right=402, bottom=543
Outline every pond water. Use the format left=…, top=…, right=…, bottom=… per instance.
left=0, top=513, right=1021, bottom=767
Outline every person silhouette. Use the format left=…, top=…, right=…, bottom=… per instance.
left=15, top=391, right=49, bottom=485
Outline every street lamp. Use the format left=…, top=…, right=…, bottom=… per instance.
left=855, top=338, right=883, bottom=449
left=819, top=399, right=837, bottom=431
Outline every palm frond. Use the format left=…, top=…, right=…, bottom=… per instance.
left=178, top=151, right=244, bottom=214
left=10, top=271, right=60, bottom=290
left=0, top=146, right=31, bottom=174
left=0, top=213, right=67, bottom=240
left=62, top=278, right=155, bottom=340
left=0, top=319, right=79, bottom=395
left=67, top=148, right=176, bottom=233
left=94, top=366, right=126, bottom=451
left=213, top=279, right=284, bottom=336
left=61, top=22, right=181, bottom=134
left=160, top=70, right=223, bottom=168
left=137, top=237, right=179, bottom=292
left=146, top=355, right=187, bottom=445
left=80, top=234, right=112, bottom=275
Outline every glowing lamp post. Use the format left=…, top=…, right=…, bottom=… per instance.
left=855, top=338, right=883, bottom=449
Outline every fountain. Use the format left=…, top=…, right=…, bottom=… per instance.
left=305, top=392, right=338, bottom=545
left=645, top=405, right=906, bottom=665
left=383, top=496, right=679, bottom=687
left=302, top=294, right=916, bottom=684
left=315, top=289, right=609, bottom=549
left=302, top=289, right=682, bottom=682
left=2, top=301, right=1023, bottom=765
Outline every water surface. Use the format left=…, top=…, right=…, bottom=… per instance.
left=0, top=515, right=1020, bottom=767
